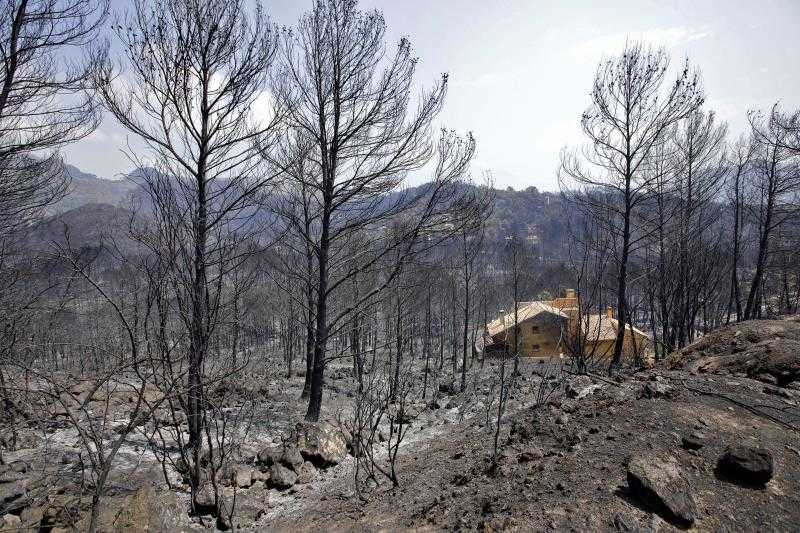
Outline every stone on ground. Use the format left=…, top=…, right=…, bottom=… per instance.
left=626, top=454, right=696, bottom=527
left=717, top=446, right=774, bottom=486
left=281, top=446, right=304, bottom=469
left=565, top=376, right=602, bottom=399
left=641, top=381, right=673, bottom=399
left=292, top=421, right=348, bottom=467
left=269, top=463, right=297, bottom=490
left=0, top=480, right=28, bottom=514
left=612, top=512, right=639, bottom=531
left=681, top=432, right=706, bottom=451
left=233, top=466, right=253, bottom=489
left=195, top=482, right=216, bottom=512
left=256, top=446, right=282, bottom=467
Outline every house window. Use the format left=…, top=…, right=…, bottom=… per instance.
left=532, top=344, right=541, bottom=352
left=532, top=325, right=540, bottom=333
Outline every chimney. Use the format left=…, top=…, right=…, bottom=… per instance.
left=606, top=306, right=613, bottom=319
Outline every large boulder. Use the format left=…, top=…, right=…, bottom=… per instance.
left=0, top=480, right=28, bottom=515
left=626, top=454, right=696, bottom=528
left=256, top=446, right=282, bottom=467
left=194, top=482, right=216, bottom=512
left=281, top=447, right=304, bottom=470
left=0, top=514, right=20, bottom=529
left=79, top=486, right=187, bottom=532
left=217, top=488, right=266, bottom=530
left=233, top=466, right=253, bottom=489
left=292, top=421, right=348, bottom=467
left=717, top=446, right=774, bottom=486
left=41, top=495, right=81, bottom=531
left=268, top=464, right=297, bottom=490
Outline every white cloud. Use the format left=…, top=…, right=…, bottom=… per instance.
left=571, top=25, right=714, bottom=60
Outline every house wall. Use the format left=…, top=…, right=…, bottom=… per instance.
left=585, top=335, right=651, bottom=363
left=491, top=316, right=565, bottom=358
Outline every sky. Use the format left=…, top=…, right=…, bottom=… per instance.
left=64, top=0, right=800, bottom=191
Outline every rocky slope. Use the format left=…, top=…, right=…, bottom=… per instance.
left=1, top=321, right=799, bottom=531
left=263, top=367, right=799, bottom=532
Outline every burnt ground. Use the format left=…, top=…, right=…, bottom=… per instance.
left=264, top=365, right=800, bottom=531
left=2, top=319, right=800, bottom=531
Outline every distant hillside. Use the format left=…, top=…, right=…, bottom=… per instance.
left=485, top=186, right=570, bottom=260
left=44, top=163, right=573, bottom=261
left=27, top=203, right=134, bottom=253
left=48, top=165, right=136, bottom=214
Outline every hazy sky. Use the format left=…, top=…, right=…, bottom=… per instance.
left=64, top=0, right=800, bottom=191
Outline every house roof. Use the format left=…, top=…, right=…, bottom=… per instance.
left=483, top=300, right=650, bottom=343
left=581, top=313, right=650, bottom=342
left=485, top=301, right=568, bottom=337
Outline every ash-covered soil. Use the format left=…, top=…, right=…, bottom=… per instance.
left=263, top=326, right=800, bottom=532
left=1, top=319, right=800, bottom=532
left=667, top=318, right=800, bottom=387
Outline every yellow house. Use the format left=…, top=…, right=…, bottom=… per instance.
left=479, top=289, right=651, bottom=363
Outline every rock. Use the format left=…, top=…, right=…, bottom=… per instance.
left=0, top=429, right=41, bottom=450
left=281, top=447, right=304, bottom=470
left=154, top=409, right=187, bottom=427
left=681, top=432, right=706, bottom=451
left=9, top=461, right=27, bottom=474
left=0, top=480, right=28, bottom=514
left=439, top=381, right=457, bottom=395
left=20, top=505, right=44, bottom=529
left=613, top=512, right=639, bottom=531
left=194, top=483, right=216, bottom=512
left=218, top=490, right=265, bottom=530
left=294, top=461, right=316, bottom=484
left=256, top=446, right=282, bottom=467
left=717, top=446, right=773, bottom=486
left=1, top=514, right=20, bottom=528
left=626, top=454, right=696, bottom=527
left=565, top=376, right=602, bottom=399
left=763, top=385, right=794, bottom=399
left=641, top=381, right=674, bottom=399
left=556, top=414, right=570, bottom=425
left=518, top=447, right=545, bottom=462
left=69, top=380, right=96, bottom=399
left=41, top=496, right=80, bottom=530
left=452, top=473, right=470, bottom=486
left=292, top=421, right=348, bottom=467
left=757, top=373, right=779, bottom=385
left=232, top=466, right=253, bottom=489
left=268, top=464, right=297, bottom=490
left=84, top=485, right=187, bottom=532
left=392, top=401, right=424, bottom=424
left=252, top=469, right=270, bottom=483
